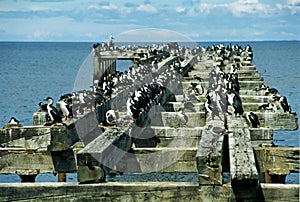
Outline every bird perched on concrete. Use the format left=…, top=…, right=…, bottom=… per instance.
left=177, top=108, right=188, bottom=127
left=3, top=117, right=22, bottom=129
left=245, top=111, right=260, bottom=128
left=190, top=82, right=204, bottom=95
left=279, top=96, right=291, bottom=113
left=105, top=109, right=118, bottom=126
left=44, top=97, right=64, bottom=126
left=265, top=86, right=280, bottom=96
left=227, top=90, right=244, bottom=116
left=8, top=117, right=20, bottom=125
left=193, top=75, right=203, bottom=82
left=258, top=103, right=277, bottom=112
left=204, top=93, right=213, bottom=115
left=57, top=99, right=72, bottom=120
left=38, top=102, right=51, bottom=122
left=38, top=102, right=48, bottom=112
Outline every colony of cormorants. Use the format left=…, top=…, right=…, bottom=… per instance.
left=6, top=41, right=292, bottom=129
left=35, top=42, right=202, bottom=127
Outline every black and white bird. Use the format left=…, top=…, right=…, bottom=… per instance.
left=57, top=99, right=72, bottom=120
left=193, top=75, right=203, bottom=82
left=279, top=96, right=290, bottom=113
left=38, top=102, right=48, bottom=112
left=8, top=117, right=20, bottom=125
left=44, top=97, right=63, bottom=126
left=190, top=82, right=204, bottom=95
left=177, top=108, right=188, bottom=127
left=204, top=93, right=213, bottom=115
left=3, top=117, right=22, bottom=129
left=245, top=111, right=260, bottom=128
left=105, top=109, right=118, bottom=126
left=227, top=90, right=244, bottom=116
left=265, top=86, right=280, bottom=96
left=258, top=103, right=277, bottom=112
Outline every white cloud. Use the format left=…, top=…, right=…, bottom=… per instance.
left=276, top=0, right=300, bottom=14
left=287, top=0, right=300, bottom=5
left=175, top=6, right=185, bottom=13
left=229, top=0, right=270, bottom=16
left=137, top=4, right=157, bottom=13
left=101, top=4, right=118, bottom=10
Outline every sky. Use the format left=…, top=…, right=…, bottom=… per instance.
left=0, top=0, right=299, bottom=42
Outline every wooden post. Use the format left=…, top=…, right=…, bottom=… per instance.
left=58, top=172, right=66, bottom=182
left=265, top=171, right=287, bottom=184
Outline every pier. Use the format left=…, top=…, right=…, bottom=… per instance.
left=0, top=41, right=299, bottom=201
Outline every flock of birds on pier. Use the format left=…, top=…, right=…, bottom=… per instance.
left=3, top=42, right=293, bottom=130
left=21, top=42, right=200, bottom=127
left=202, top=43, right=293, bottom=128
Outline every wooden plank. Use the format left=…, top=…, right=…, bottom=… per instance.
left=146, top=126, right=202, bottom=147
left=260, top=184, right=300, bottom=202
left=0, top=126, right=51, bottom=148
left=254, top=146, right=300, bottom=183
left=0, top=182, right=298, bottom=202
left=130, top=147, right=198, bottom=172
left=159, top=112, right=206, bottom=127
left=196, top=120, right=224, bottom=185
left=227, top=116, right=258, bottom=184
left=76, top=126, right=133, bottom=183
left=0, top=147, right=78, bottom=174
left=256, top=111, right=298, bottom=130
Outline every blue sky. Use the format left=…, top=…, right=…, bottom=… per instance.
left=0, top=0, right=299, bottom=42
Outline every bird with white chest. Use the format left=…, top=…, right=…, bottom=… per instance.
left=44, top=97, right=63, bottom=126
left=176, top=108, right=188, bottom=127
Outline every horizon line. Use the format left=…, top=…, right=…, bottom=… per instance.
left=0, top=39, right=299, bottom=43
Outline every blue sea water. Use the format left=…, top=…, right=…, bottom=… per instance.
left=0, top=41, right=299, bottom=183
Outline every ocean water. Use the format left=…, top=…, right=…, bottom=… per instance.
left=0, top=41, right=299, bottom=183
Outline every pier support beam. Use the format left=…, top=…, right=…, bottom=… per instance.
left=196, top=119, right=224, bottom=185
left=226, top=115, right=258, bottom=184
left=58, top=172, right=66, bottom=182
